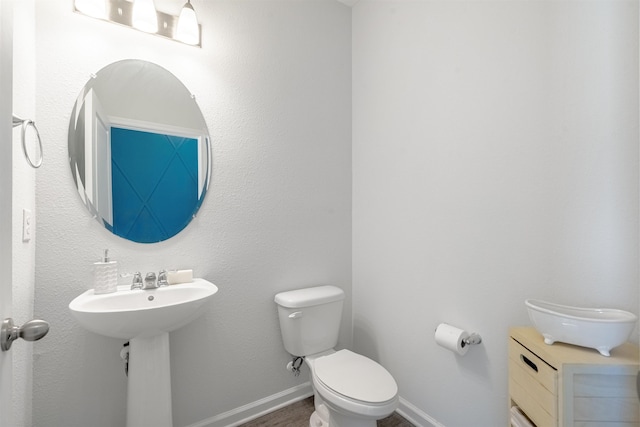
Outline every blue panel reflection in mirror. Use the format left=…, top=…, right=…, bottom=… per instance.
left=110, top=127, right=200, bottom=243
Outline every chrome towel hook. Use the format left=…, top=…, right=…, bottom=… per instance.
left=12, top=115, right=43, bottom=168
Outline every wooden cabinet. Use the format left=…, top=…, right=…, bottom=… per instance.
left=508, top=327, right=639, bottom=427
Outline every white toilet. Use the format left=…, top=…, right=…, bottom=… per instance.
left=274, top=285, right=399, bottom=427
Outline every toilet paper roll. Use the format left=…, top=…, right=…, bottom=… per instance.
left=435, top=323, right=469, bottom=355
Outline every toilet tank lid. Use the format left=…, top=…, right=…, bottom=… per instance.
left=275, top=285, right=345, bottom=308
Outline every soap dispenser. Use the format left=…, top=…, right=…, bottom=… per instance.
left=93, top=249, right=118, bottom=294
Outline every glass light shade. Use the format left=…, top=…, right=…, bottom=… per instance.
left=176, top=1, right=199, bottom=45
left=132, top=0, right=158, bottom=33
left=74, top=0, right=106, bottom=19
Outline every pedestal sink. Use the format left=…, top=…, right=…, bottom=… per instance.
left=69, top=278, right=218, bottom=427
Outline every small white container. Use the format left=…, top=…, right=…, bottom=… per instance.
left=167, top=269, right=193, bottom=285
left=525, top=299, right=637, bottom=356
left=93, top=249, right=118, bottom=295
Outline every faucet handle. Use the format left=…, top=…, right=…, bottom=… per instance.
left=158, top=270, right=168, bottom=287
left=143, top=272, right=157, bottom=290
left=131, top=272, right=143, bottom=290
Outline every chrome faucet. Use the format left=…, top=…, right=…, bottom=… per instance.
left=143, top=272, right=158, bottom=290
left=131, top=272, right=143, bottom=290
left=158, top=270, right=168, bottom=287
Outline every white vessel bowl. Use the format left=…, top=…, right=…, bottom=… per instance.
left=525, top=299, right=637, bottom=356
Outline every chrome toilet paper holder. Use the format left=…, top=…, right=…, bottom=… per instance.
left=462, top=332, right=482, bottom=347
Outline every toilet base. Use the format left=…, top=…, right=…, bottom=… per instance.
left=309, top=410, right=377, bottom=427
left=327, top=410, right=377, bottom=427
left=310, top=402, right=330, bottom=427
left=310, top=411, right=327, bottom=427
left=309, top=403, right=377, bottom=427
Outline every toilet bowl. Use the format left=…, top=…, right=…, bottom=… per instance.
left=274, top=285, right=399, bottom=427
left=307, top=350, right=398, bottom=427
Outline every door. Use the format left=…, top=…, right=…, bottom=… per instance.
left=0, top=0, right=13, bottom=426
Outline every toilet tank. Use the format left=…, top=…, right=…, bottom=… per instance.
left=274, top=285, right=344, bottom=357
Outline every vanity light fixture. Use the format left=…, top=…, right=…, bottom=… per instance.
left=73, top=0, right=202, bottom=47
left=132, top=0, right=158, bottom=33
left=74, top=0, right=107, bottom=19
left=176, top=0, right=200, bottom=46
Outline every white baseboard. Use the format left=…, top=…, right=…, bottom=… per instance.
left=185, top=387, right=444, bottom=427
left=397, top=397, right=444, bottom=427
left=185, top=382, right=313, bottom=427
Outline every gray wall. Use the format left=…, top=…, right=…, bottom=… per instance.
left=352, top=1, right=639, bottom=426
left=32, top=1, right=351, bottom=426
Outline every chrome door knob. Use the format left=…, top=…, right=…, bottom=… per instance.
left=1, top=318, right=49, bottom=351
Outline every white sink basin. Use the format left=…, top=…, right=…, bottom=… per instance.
left=69, top=278, right=218, bottom=339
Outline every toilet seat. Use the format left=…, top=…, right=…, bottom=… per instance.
left=314, top=350, right=398, bottom=404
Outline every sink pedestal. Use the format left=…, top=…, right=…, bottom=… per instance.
left=68, top=279, right=219, bottom=427
left=127, top=333, right=172, bottom=427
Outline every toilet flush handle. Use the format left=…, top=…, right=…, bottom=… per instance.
left=289, top=311, right=303, bottom=319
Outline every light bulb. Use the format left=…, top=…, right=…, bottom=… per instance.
left=176, top=1, right=199, bottom=45
left=74, top=0, right=106, bottom=19
left=132, top=0, right=158, bottom=33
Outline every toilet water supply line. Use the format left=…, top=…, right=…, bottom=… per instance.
left=287, top=356, right=304, bottom=376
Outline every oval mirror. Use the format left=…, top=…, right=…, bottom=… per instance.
left=68, top=60, right=211, bottom=243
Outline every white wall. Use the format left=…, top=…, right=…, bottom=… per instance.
left=12, top=0, right=37, bottom=425
left=25, top=1, right=640, bottom=426
left=352, top=1, right=639, bottom=426
left=0, top=1, right=14, bottom=426
left=32, top=1, right=351, bottom=426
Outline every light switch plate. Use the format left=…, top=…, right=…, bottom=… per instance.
left=22, top=208, right=32, bottom=242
